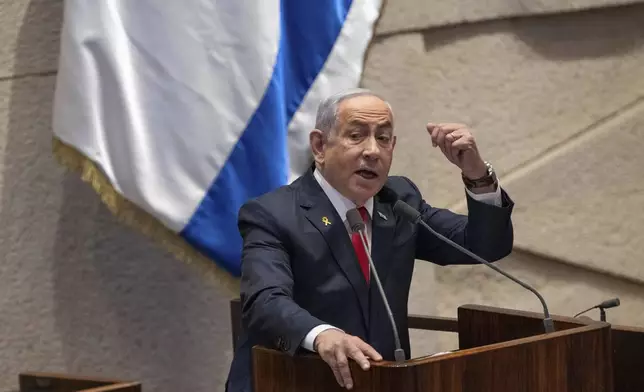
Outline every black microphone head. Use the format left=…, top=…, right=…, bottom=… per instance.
left=392, top=200, right=421, bottom=223
left=346, top=208, right=365, bottom=233
left=599, top=298, right=620, bottom=309
left=377, top=185, right=399, bottom=204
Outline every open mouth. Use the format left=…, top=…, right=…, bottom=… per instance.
left=355, top=168, right=378, bottom=180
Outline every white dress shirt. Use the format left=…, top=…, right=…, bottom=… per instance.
left=300, top=169, right=503, bottom=352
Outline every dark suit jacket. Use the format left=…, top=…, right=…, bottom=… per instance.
left=226, top=168, right=514, bottom=391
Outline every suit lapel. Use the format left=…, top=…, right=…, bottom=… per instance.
left=370, top=197, right=397, bottom=287
left=299, top=172, right=370, bottom=329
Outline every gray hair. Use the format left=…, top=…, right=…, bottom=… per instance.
left=314, top=88, right=393, bottom=136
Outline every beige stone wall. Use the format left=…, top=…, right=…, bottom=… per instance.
left=1, top=2, right=234, bottom=391
left=1, top=1, right=643, bottom=391
left=378, top=0, right=644, bottom=32
left=363, top=2, right=644, bottom=355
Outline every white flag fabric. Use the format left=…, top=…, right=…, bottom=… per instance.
left=52, top=0, right=382, bottom=282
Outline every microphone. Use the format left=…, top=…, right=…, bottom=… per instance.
left=574, top=298, right=620, bottom=322
left=391, top=199, right=556, bottom=334
left=346, top=208, right=406, bottom=363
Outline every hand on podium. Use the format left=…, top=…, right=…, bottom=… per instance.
left=314, top=329, right=383, bottom=389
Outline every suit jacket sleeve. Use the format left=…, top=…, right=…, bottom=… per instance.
left=402, top=177, right=515, bottom=265
left=238, top=199, right=326, bottom=356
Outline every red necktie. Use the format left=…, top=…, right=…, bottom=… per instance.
left=351, top=206, right=370, bottom=283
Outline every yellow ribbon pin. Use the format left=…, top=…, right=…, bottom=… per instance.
left=322, top=217, right=331, bottom=226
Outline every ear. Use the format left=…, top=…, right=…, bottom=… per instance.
left=309, top=129, right=326, bottom=165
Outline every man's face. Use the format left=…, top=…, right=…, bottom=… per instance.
left=311, top=95, right=396, bottom=205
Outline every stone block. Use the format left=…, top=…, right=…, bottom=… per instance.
left=362, top=5, right=644, bottom=207
left=0, top=0, right=62, bottom=78
left=504, top=101, right=644, bottom=282
left=376, top=0, right=644, bottom=34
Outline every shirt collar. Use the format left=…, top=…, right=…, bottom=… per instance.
left=313, top=168, right=374, bottom=221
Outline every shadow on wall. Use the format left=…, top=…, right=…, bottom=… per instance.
left=420, top=3, right=644, bottom=59
left=4, top=1, right=233, bottom=391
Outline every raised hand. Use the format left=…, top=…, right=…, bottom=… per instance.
left=426, top=122, right=488, bottom=179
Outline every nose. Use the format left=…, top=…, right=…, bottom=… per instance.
left=362, top=135, right=380, bottom=160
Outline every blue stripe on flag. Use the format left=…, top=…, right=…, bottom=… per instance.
left=181, top=0, right=353, bottom=276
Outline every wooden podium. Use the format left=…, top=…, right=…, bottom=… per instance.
left=453, top=304, right=644, bottom=392
left=246, top=303, right=644, bottom=392
left=251, top=304, right=612, bottom=391
left=228, top=299, right=644, bottom=391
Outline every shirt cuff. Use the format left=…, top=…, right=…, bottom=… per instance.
left=465, top=184, right=503, bottom=207
left=301, top=324, right=339, bottom=352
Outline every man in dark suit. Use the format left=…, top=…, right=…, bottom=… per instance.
left=226, top=89, right=514, bottom=391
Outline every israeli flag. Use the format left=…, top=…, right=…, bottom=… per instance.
left=52, top=1, right=382, bottom=280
